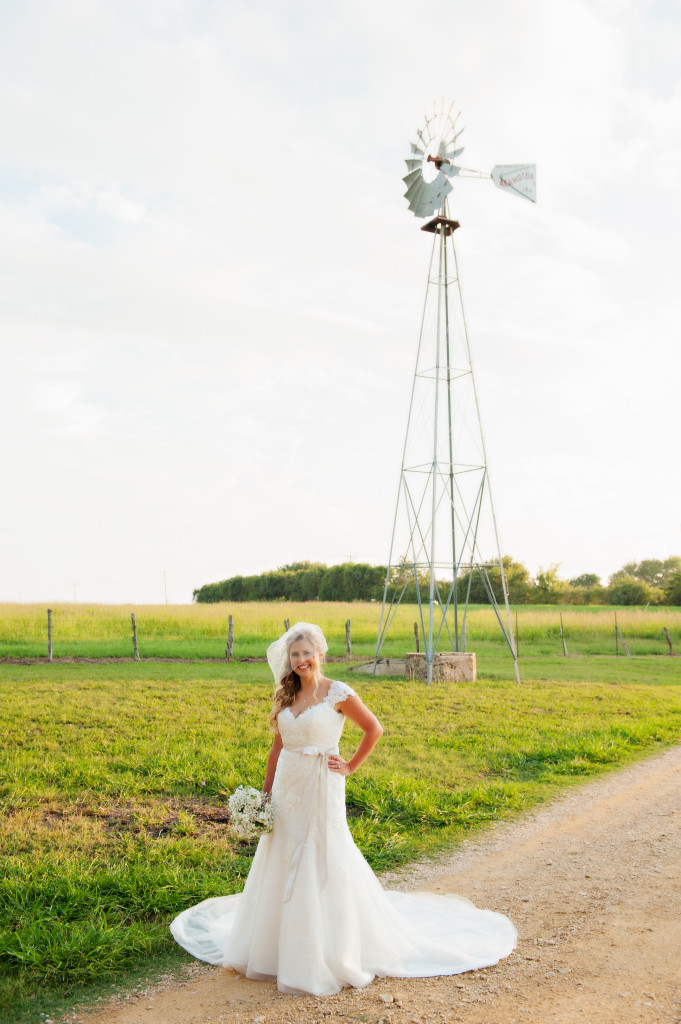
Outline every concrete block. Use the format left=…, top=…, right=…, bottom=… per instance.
left=405, top=651, right=477, bottom=682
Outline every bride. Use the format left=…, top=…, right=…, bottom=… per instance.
left=170, top=622, right=517, bottom=996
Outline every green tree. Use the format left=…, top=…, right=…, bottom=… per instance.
left=608, top=577, right=651, bottom=605
left=192, top=556, right=680, bottom=605
left=662, top=570, right=681, bottom=606
left=456, top=557, right=532, bottom=604
left=569, top=573, right=601, bottom=588
left=609, top=557, right=681, bottom=588
left=532, top=564, right=571, bottom=604
left=277, top=561, right=325, bottom=574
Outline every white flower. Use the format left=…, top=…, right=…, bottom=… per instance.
left=227, top=785, right=274, bottom=840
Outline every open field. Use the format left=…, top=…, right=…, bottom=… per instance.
left=1, top=654, right=681, bottom=1022
left=1, top=601, right=680, bottom=659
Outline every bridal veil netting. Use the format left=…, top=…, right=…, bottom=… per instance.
left=170, top=634, right=517, bottom=996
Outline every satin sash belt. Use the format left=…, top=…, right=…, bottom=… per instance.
left=282, top=744, right=339, bottom=902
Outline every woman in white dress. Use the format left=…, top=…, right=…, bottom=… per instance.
left=170, top=623, right=517, bottom=996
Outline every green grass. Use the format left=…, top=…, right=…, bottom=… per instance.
left=1, top=656, right=681, bottom=1021
left=1, top=601, right=679, bottom=659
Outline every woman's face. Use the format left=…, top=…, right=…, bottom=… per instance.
left=289, top=638, right=319, bottom=676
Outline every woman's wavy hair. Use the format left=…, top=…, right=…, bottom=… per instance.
left=269, top=628, right=326, bottom=731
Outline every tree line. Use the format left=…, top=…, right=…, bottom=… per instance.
left=193, top=556, right=681, bottom=606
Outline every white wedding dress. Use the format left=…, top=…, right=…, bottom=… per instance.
left=170, top=681, right=517, bottom=996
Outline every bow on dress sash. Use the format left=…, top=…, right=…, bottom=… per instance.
left=282, top=745, right=338, bottom=902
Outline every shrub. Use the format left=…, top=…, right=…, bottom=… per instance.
left=607, top=577, right=652, bottom=606
left=663, top=570, right=681, bottom=606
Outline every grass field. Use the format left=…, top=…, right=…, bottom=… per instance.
left=1, top=650, right=681, bottom=1022
left=1, top=601, right=680, bottom=659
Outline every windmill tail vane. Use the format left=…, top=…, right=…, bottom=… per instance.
left=491, top=165, right=537, bottom=202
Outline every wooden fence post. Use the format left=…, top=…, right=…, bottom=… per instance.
left=47, top=608, right=53, bottom=662
left=615, top=612, right=619, bottom=656
left=131, top=613, right=140, bottom=661
left=663, top=627, right=674, bottom=656
left=226, top=614, right=234, bottom=662
left=345, top=619, right=351, bottom=657
left=284, top=619, right=290, bottom=632
left=559, top=612, right=568, bottom=657
left=413, top=622, right=420, bottom=652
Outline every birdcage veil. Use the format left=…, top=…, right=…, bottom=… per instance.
left=266, top=622, right=328, bottom=684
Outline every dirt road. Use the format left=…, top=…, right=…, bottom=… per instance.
left=75, top=745, right=681, bottom=1024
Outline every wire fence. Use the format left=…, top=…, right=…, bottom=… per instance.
left=0, top=611, right=356, bottom=661
left=0, top=606, right=678, bottom=661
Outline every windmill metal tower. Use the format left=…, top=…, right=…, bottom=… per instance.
left=373, top=101, right=535, bottom=684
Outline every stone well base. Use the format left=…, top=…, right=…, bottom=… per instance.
left=405, top=651, right=477, bottom=683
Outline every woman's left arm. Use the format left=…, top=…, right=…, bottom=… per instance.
left=327, top=695, right=383, bottom=777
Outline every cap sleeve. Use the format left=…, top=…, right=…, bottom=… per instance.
left=327, top=680, right=356, bottom=708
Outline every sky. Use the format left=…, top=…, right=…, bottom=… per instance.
left=1, top=0, right=680, bottom=605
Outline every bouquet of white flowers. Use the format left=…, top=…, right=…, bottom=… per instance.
left=228, top=785, right=274, bottom=840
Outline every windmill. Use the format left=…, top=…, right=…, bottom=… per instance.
left=373, top=100, right=535, bottom=685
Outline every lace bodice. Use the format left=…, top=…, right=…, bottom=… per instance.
left=277, top=680, right=356, bottom=751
